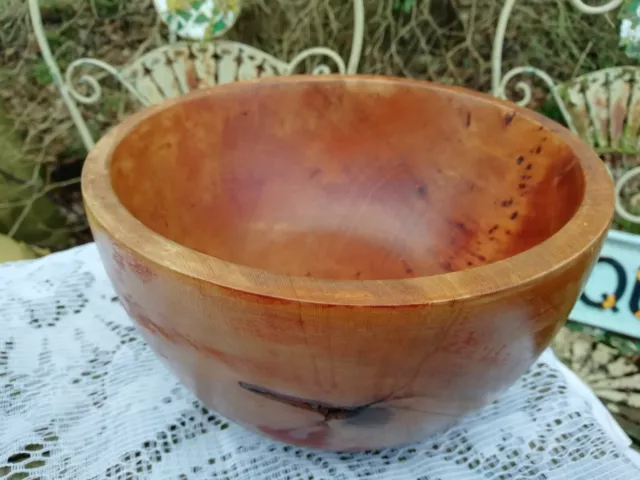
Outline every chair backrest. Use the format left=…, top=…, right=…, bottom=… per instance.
left=491, top=0, right=639, bottom=228
left=28, top=0, right=365, bottom=151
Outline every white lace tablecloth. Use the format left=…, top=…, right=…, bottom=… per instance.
left=2, top=244, right=640, bottom=479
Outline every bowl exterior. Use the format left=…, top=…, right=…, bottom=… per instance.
left=87, top=212, right=606, bottom=452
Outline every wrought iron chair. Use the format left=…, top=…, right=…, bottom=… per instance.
left=492, top=0, right=640, bottom=228
left=492, top=0, right=640, bottom=446
left=28, top=0, right=365, bottom=151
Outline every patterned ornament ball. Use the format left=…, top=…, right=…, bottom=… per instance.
left=154, top=0, right=241, bottom=40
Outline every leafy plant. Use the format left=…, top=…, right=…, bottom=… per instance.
left=538, top=96, right=567, bottom=127
left=31, top=61, right=53, bottom=86
left=394, top=0, right=415, bottom=14
left=620, top=0, right=640, bottom=59
left=0, top=107, right=70, bottom=248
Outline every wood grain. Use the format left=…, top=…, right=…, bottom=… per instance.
left=82, top=75, right=614, bottom=451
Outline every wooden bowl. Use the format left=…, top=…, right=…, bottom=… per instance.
left=82, top=75, right=614, bottom=451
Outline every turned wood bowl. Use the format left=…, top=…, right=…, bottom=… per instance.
left=82, top=75, right=614, bottom=451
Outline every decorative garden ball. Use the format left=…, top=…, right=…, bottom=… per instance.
left=154, top=0, right=241, bottom=40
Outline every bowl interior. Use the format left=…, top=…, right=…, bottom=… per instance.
left=109, top=79, right=585, bottom=281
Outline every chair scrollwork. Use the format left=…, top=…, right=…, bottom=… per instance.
left=492, top=0, right=623, bottom=108
left=29, top=0, right=365, bottom=152
left=65, top=58, right=151, bottom=107
left=568, top=0, right=624, bottom=15
left=286, top=47, right=348, bottom=76
left=616, top=166, right=640, bottom=225
left=493, top=66, right=576, bottom=133
left=492, top=0, right=640, bottom=229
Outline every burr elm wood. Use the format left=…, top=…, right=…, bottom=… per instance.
left=82, top=75, right=614, bottom=451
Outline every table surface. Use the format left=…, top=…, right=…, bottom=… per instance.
left=2, top=244, right=640, bottom=479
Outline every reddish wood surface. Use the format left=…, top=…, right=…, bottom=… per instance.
left=82, top=75, right=614, bottom=451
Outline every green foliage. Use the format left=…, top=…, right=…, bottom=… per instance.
left=99, top=92, right=126, bottom=118
left=538, top=97, right=567, bottom=127
left=0, top=105, right=70, bottom=248
left=616, top=217, right=640, bottom=234
left=92, top=0, right=122, bottom=18
left=394, top=0, right=415, bottom=14
left=619, top=0, right=640, bottom=59
left=31, top=61, right=53, bottom=86
left=45, top=30, right=64, bottom=51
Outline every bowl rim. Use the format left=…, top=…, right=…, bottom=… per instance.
left=82, top=74, right=614, bottom=307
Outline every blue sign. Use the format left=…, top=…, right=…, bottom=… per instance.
left=570, top=229, right=640, bottom=338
